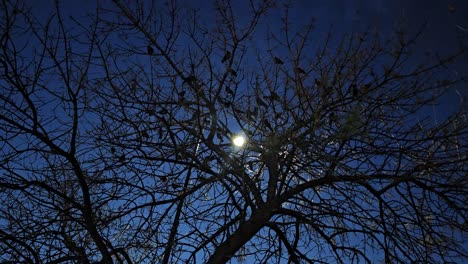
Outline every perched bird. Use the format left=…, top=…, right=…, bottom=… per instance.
left=157, top=107, right=169, bottom=115
left=328, top=112, right=335, bottom=126
left=295, top=67, right=306, bottom=74
left=202, top=156, right=216, bottom=168
left=256, top=97, right=268, bottom=108
left=110, top=147, right=116, bottom=154
left=252, top=106, right=258, bottom=116
left=350, top=84, right=358, bottom=97
left=183, top=75, right=197, bottom=84
left=221, top=51, right=231, bottom=63
left=266, top=91, right=280, bottom=101
left=178, top=92, right=186, bottom=106
left=236, top=109, right=245, bottom=115
left=203, top=116, right=212, bottom=126
left=144, top=109, right=156, bottom=116
left=314, top=78, right=321, bottom=87
left=205, top=155, right=216, bottom=163
left=220, top=98, right=231, bottom=108
left=216, top=131, right=224, bottom=141
left=193, top=83, right=203, bottom=96
left=147, top=45, right=154, bottom=55
left=159, top=175, right=168, bottom=182
left=225, top=86, right=234, bottom=95
left=245, top=108, right=254, bottom=116
left=274, top=56, right=284, bottom=65
left=264, top=118, right=273, bottom=130
left=157, top=127, right=164, bottom=140
left=130, top=79, right=137, bottom=91
left=246, top=107, right=258, bottom=122
left=246, top=161, right=255, bottom=171
left=199, top=176, right=210, bottom=183
left=191, top=112, right=199, bottom=122
left=119, top=154, right=126, bottom=162
left=229, top=68, right=237, bottom=77
left=274, top=112, right=282, bottom=120
left=362, top=83, right=371, bottom=94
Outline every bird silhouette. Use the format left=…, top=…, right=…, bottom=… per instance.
left=256, top=97, right=268, bottom=108
left=328, top=112, right=335, bottom=126
left=245, top=108, right=256, bottom=116
left=178, top=91, right=186, bottom=105
left=201, top=157, right=215, bottom=169
left=130, top=79, right=137, bottom=91
left=183, top=75, right=197, bottom=84
left=246, top=161, right=255, bottom=171
left=157, top=127, right=164, bottom=140
left=350, top=84, right=358, bottom=97
left=110, top=147, right=116, bottom=154
left=147, top=45, right=154, bottom=55
left=221, top=51, right=231, bottom=63
left=362, top=83, right=371, bottom=94
left=263, top=118, right=273, bottom=130
left=199, top=176, right=210, bottom=183
left=229, top=68, right=237, bottom=77
left=157, top=107, right=168, bottom=115
left=266, top=91, right=280, bottom=101
left=225, top=86, right=234, bottom=95
left=295, top=67, right=306, bottom=74
left=274, top=56, right=284, bottom=65
left=274, top=112, right=282, bottom=120
left=246, top=107, right=258, bottom=122
left=220, top=98, right=231, bottom=108
left=159, top=175, right=168, bottom=182
left=216, top=131, right=224, bottom=141
left=252, top=106, right=258, bottom=116
left=203, top=116, right=212, bottom=126
left=314, top=78, right=321, bottom=87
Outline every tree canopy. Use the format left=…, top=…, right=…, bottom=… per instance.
left=0, top=0, right=467, bottom=263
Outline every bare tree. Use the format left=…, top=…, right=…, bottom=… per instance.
left=0, top=0, right=466, bottom=263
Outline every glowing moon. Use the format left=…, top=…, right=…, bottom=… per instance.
left=232, top=135, right=246, bottom=147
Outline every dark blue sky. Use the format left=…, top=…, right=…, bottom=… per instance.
left=63, top=0, right=466, bottom=112
left=40, top=0, right=468, bottom=55
left=288, top=0, right=468, bottom=111
left=4, top=1, right=466, bottom=262
left=277, top=0, right=467, bottom=66
left=294, top=0, right=467, bottom=39
left=33, top=0, right=467, bottom=109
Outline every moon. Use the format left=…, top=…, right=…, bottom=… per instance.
left=232, top=135, right=247, bottom=147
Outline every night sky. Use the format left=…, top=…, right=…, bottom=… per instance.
left=3, top=0, right=467, bottom=262
left=37, top=0, right=468, bottom=49
left=33, top=0, right=468, bottom=62
left=287, top=0, right=468, bottom=114
left=26, top=0, right=468, bottom=195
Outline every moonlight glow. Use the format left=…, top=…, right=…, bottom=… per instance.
left=232, top=135, right=246, bottom=147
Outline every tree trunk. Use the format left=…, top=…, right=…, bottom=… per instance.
left=206, top=208, right=273, bottom=264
